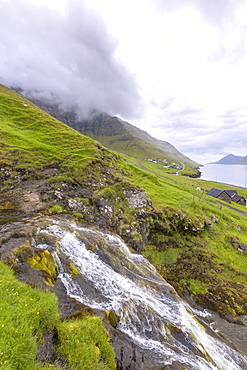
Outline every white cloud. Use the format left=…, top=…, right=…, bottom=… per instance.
left=0, top=0, right=142, bottom=119
left=0, top=0, right=246, bottom=164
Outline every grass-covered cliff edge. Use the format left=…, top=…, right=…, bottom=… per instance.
left=1, top=84, right=247, bottom=368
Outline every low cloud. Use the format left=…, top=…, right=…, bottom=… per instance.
left=0, top=0, right=142, bottom=119
left=154, top=0, right=237, bottom=26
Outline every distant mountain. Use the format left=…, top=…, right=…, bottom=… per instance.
left=235, top=155, right=247, bottom=164
left=213, top=154, right=245, bottom=164
left=20, top=95, right=199, bottom=168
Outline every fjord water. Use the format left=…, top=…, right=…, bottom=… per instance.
left=34, top=218, right=247, bottom=370
left=200, top=164, right=247, bottom=188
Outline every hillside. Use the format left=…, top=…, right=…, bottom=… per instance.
left=17, top=93, right=199, bottom=169
left=1, top=84, right=247, bottom=369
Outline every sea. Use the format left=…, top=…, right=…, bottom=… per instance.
left=199, top=164, right=247, bottom=188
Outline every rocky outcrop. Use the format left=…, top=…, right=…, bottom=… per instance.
left=228, top=235, right=247, bottom=252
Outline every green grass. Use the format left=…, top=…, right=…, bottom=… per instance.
left=0, top=88, right=104, bottom=173
left=68, top=114, right=199, bottom=168
left=0, top=261, right=59, bottom=369
left=57, top=317, right=116, bottom=370
left=0, top=261, right=116, bottom=369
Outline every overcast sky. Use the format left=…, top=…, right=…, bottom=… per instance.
left=0, top=0, right=247, bottom=164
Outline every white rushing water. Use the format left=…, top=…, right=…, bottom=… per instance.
left=35, top=220, right=247, bottom=370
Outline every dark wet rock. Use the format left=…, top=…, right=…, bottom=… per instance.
left=93, top=197, right=114, bottom=219
left=37, top=331, right=57, bottom=363
left=51, top=278, right=95, bottom=319
left=204, top=217, right=213, bottom=227
left=220, top=312, right=245, bottom=325
left=64, top=308, right=95, bottom=321
left=18, top=263, right=53, bottom=289
left=108, top=325, right=196, bottom=370
left=109, top=327, right=168, bottom=370
left=81, top=188, right=92, bottom=198
left=238, top=243, right=247, bottom=251
left=104, top=310, right=120, bottom=328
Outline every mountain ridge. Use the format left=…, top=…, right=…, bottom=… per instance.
left=212, top=153, right=246, bottom=164
left=13, top=90, right=199, bottom=169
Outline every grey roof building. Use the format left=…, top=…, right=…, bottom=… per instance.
left=232, top=194, right=246, bottom=206
left=225, top=189, right=238, bottom=198
left=206, top=188, right=232, bottom=203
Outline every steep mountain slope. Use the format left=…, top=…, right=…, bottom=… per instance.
left=20, top=94, right=199, bottom=168
left=1, top=84, right=247, bottom=369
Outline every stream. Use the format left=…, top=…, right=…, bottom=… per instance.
left=33, top=218, right=247, bottom=370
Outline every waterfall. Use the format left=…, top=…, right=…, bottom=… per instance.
left=35, top=218, right=247, bottom=370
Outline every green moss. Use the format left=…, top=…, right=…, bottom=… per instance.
left=0, top=260, right=116, bottom=370
left=47, top=174, right=73, bottom=184
left=27, top=250, right=57, bottom=279
left=104, top=310, right=120, bottom=328
left=67, top=261, right=80, bottom=275
left=180, top=278, right=208, bottom=295
left=143, top=244, right=181, bottom=265
left=47, top=205, right=63, bottom=214
left=73, top=211, right=83, bottom=219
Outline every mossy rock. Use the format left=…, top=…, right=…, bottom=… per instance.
left=66, top=261, right=80, bottom=275
left=0, top=192, right=20, bottom=210
left=34, top=232, right=59, bottom=249
left=47, top=205, right=64, bottom=214
left=17, top=248, right=57, bottom=279
left=63, top=308, right=95, bottom=321
left=104, top=310, right=120, bottom=328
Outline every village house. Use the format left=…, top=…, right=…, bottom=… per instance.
left=206, top=188, right=232, bottom=203
left=225, top=189, right=238, bottom=198
left=232, top=194, right=246, bottom=206
left=207, top=187, right=247, bottom=206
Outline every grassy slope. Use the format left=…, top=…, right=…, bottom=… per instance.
left=75, top=114, right=199, bottom=167
left=0, top=262, right=115, bottom=370
left=129, top=165, right=247, bottom=315
left=1, top=84, right=247, bottom=365
left=0, top=86, right=102, bottom=171
left=26, top=97, right=199, bottom=169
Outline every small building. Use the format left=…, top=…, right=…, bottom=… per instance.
left=207, top=188, right=232, bottom=203
left=232, top=194, right=246, bottom=206
left=225, top=189, right=238, bottom=198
